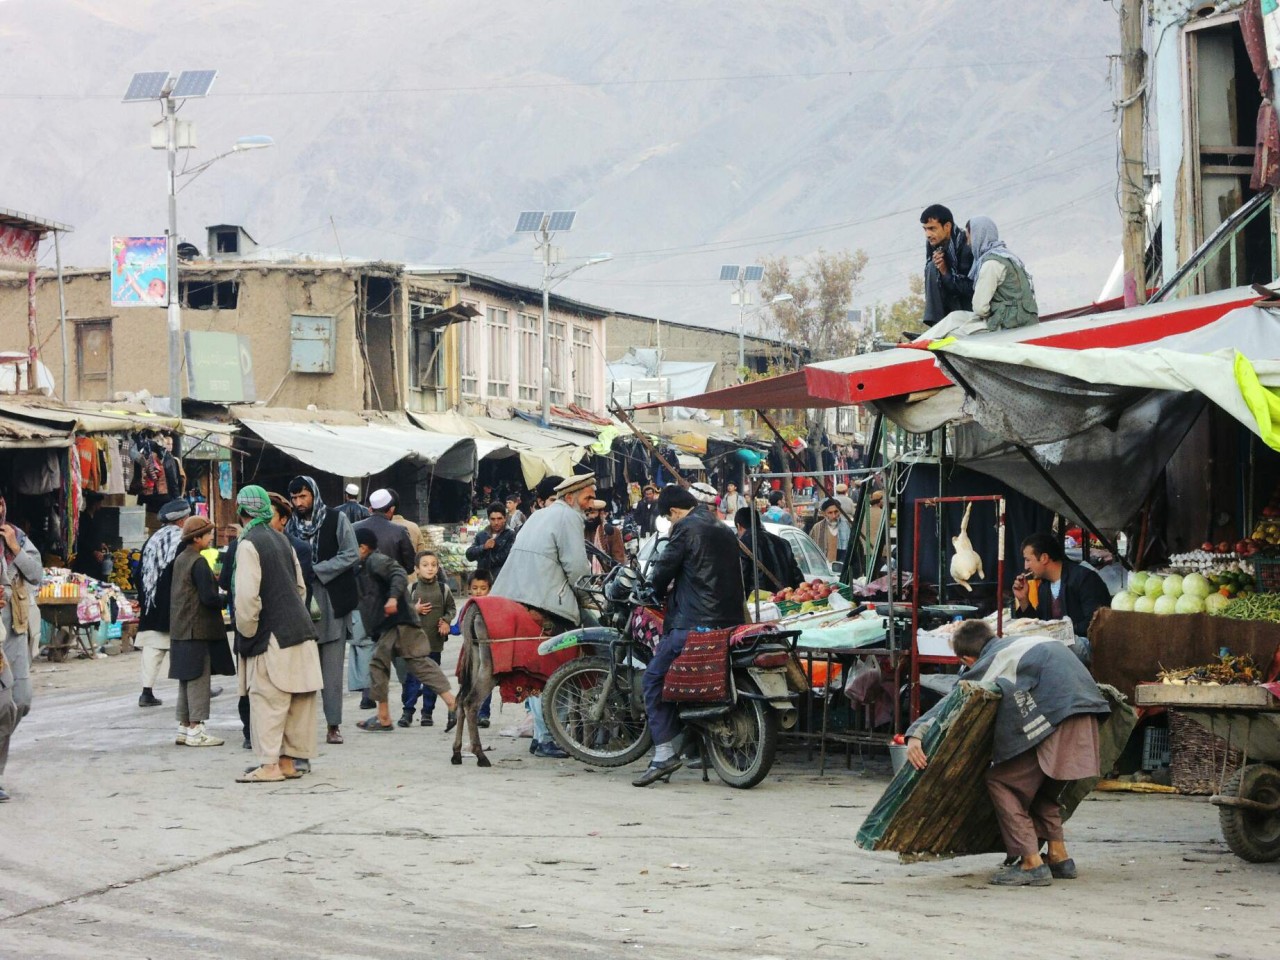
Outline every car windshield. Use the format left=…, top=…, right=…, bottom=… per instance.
left=777, top=528, right=834, bottom=581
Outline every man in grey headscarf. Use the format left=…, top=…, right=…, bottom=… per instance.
left=287, top=475, right=359, bottom=745
left=917, top=216, right=1039, bottom=341
left=137, top=499, right=191, bottom=707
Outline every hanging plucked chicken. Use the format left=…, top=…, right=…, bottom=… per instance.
left=950, top=502, right=983, bottom=592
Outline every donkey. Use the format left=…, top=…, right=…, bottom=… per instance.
left=452, top=603, right=497, bottom=767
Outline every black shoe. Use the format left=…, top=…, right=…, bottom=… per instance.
left=209, top=686, right=224, bottom=699
left=534, top=740, right=569, bottom=759
left=0, top=785, right=10, bottom=802
left=1048, top=858, right=1078, bottom=880
left=242, top=737, right=252, bottom=750
left=478, top=717, right=490, bottom=728
left=396, top=711, right=414, bottom=728
left=359, top=697, right=376, bottom=710
left=420, top=715, right=434, bottom=727
left=529, top=738, right=539, bottom=755
left=444, top=711, right=458, bottom=733
left=632, top=758, right=683, bottom=787
left=138, top=690, right=162, bottom=708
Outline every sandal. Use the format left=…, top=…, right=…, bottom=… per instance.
left=236, top=766, right=286, bottom=783
left=278, top=759, right=303, bottom=779
left=357, top=716, right=394, bottom=732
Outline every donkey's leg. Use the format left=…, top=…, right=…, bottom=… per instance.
left=470, top=644, right=493, bottom=767
left=453, top=610, right=484, bottom=765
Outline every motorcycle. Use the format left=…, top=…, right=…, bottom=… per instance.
left=537, top=561, right=803, bottom=789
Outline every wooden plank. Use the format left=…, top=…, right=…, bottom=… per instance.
left=1135, top=683, right=1280, bottom=710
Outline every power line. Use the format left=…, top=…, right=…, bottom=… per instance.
left=0, top=56, right=1114, bottom=102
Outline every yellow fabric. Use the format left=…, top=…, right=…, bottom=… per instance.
left=1234, top=351, right=1280, bottom=452
left=927, top=337, right=958, bottom=351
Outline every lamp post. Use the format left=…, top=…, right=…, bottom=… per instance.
left=124, top=70, right=272, bottom=415
left=541, top=252, right=612, bottom=427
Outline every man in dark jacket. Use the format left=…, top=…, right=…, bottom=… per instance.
left=735, top=507, right=802, bottom=598
left=465, top=502, right=516, bottom=578
left=630, top=483, right=660, bottom=536
left=635, top=486, right=745, bottom=787
left=1012, top=532, right=1111, bottom=653
left=353, top=528, right=457, bottom=732
left=921, top=203, right=975, bottom=327
left=353, top=488, right=415, bottom=571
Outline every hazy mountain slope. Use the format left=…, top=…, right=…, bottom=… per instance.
left=0, top=0, right=1121, bottom=330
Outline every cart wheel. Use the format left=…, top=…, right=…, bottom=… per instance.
left=48, top=627, right=71, bottom=663
left=1219, top=763, right=1280, bottom=863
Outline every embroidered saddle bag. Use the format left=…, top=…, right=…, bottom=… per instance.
left=662, top=627, right=732, bottom=704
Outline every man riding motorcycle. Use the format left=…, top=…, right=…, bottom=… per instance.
left=634, top=485, right=745, bottom=787
left=490, top=471, right=597, bottom=757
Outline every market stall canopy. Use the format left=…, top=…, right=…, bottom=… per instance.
left=0, top=410, right=72, bottom=449
left=238, top=417, right=477, bottom=482
left=405, top=410, right=519, bottom=460
left=930, top=301, right=1280, bottom=531
left=636, top=370, right=842, bottom=412
left=465, top=415, right=592, bottom=487
left=0, top=399, right=189, bottom=434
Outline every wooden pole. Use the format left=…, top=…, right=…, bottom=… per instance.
left=1119, top=0, right=1148, bottom=306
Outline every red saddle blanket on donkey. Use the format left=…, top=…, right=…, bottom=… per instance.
left=459, top=596, right=578, bottom=703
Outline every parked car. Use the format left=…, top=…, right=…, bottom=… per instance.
left=637, top=521, right=836, bottom=583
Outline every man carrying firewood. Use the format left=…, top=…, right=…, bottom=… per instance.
left=904, top=619, right=1111, bottom=886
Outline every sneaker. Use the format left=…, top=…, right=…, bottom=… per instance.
left=138, top=690, right=162, bottom=708
left=420, top=714, right=434, bottom=727
left=175, top=726, right=190, bottom=746
left=478, top=717, right=490, bottom=729
left=533, top=740, right=569, bottom=759
left=396, top=711, right=414, bottom=728
left=183, top=725, right=225, bottom=748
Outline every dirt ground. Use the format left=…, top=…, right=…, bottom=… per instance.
left=0, top=649, right=1277, bottom=960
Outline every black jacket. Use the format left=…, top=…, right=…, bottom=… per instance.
left=465, top=525, right=516, bottom=577
left=631, top=500, right=660, bottom=536
left=923, top=229, right=976, bottom=326
left=649, top=505, right=745, bottom=630
left=739, top=528, right=803, bottom=597
left=1012, top=560, right=1111, bottom=638
left=356, top=551, right=417, bottom=639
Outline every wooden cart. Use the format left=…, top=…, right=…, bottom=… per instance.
left=36, top=597, right=99, bottom=662
left=1136, top=683, right=1280, bottom=863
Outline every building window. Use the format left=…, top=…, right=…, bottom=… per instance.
left=75, top=319, right=112, bottom=401
left=572, top=326, right=594, bottom=409
left=548, top=320, right=566, bottom=405
left=181, top=278, right=239, bottom=309
left=459, top=315, right=479, bottom=397
left=517, top=313, right=540, bottom=401
left=486, top=307, right=510, bottom=398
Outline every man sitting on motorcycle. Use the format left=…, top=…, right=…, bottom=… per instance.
left=634, top=485, right=746, bottom=787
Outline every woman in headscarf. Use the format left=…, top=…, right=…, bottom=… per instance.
left=136, top=499, right=191, bottom=708
left=916, top=216, right=1039, bottom=340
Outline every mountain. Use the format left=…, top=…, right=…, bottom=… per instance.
left=0, top=0, right=1121, bottom=331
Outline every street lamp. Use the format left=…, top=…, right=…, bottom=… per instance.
left=514, top=211, right=612, bottom=426
left=124, top=70, right=273, bottom=416
left=720, top=264, right=791, bottom=437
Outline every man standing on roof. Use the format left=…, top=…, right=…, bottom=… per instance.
left=920, top=203, right=975, bottom=328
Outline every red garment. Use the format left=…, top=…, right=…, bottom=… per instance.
left=75, top=438, right=102, bottom=490
left=457, top=597, right=577, bottom=700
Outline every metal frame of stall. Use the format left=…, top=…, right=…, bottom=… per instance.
left=909, top=494, right=1007, bottom=720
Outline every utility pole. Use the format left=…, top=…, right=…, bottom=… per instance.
left=164, top=90, right=183, bottom=415
left=1119, top=0, right=1148, bottom=306
left=540, top=224, right=553, bottom=427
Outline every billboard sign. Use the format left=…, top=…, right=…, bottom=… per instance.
left=184, top=331, right=256, bottom=403
left=110, top=236, right=168, bottom=307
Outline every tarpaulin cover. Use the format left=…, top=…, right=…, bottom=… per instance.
left=240, top=419, right=477, bottom=482
left=608, top=349, right=717, bottom=419
left=912, top=304, right=1280, bottom=531
left=855, top=682, right=1135, bottom=859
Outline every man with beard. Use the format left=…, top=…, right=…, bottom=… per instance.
left=136, top=499, right=192, bottom=708
left=492, top=472, right=596, bottom=758
left=0, top=491, right=42, bottom=802
left=287, top=476, right=360, bottom=745
left=920, top=203, right=975, bottom=328
left=634, top=485, right=745, bottom=787
left=630, top=483, right=660, bottom=536
left=584, top=500, right=625, bottom=568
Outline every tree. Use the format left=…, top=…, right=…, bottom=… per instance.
left=874, top=274, right=926, bottom=344
left=759, top=249, right=868, bottom=363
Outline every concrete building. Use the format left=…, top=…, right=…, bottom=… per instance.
left=0, top=227, right=609, bottom=419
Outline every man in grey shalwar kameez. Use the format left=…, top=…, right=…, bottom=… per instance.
left=287, top=476, right=360, bottom=745
left=491, top=472, right=596, bottom=758
left=0, top=494, right=42, bottom=802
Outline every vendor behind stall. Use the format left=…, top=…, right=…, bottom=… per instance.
left=1012, top=532, right=1110, bottom=660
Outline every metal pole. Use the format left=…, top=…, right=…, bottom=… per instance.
left=26, top=269, right=37, bottom=393
left=54, top=230, right=69, bottom=400
left=165, top=93, right=183, bottom=416
left=540, top=227, right=552, bottom=428
left=735, top=284, right=746, bottom=439
left=1118, top=0, right=1147, bottom=306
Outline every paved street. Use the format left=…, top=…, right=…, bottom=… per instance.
left=1, top=651, right=1277, bottom=960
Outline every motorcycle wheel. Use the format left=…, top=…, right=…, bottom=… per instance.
left=705, top=693, right=779, bottom=790
left=544, top=657, right=653, bottom=767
